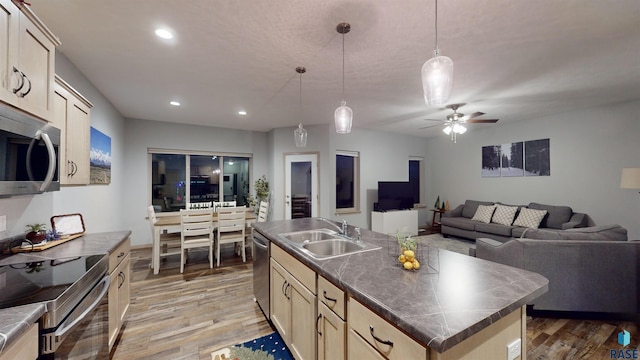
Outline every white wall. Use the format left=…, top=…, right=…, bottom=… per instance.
left=268, top=124, right=429, bottom=230
left=426, top=100, right=640, bottom=239
left=122, top=119, right=269, bottom=246
left=0, top=52, right=127, bottom=237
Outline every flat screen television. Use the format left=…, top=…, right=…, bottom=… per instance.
left=377, top=181, right=414, bottom=211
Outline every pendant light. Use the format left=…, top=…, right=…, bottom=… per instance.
left=334, top=22, right=352, bottom=134
left=421, top=0, right=453, bottom=106
left=293, top=67, right=308, bottom=147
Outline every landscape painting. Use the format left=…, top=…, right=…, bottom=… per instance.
left=481, top=145, right=501, bottom=177
left=482, top=138, right=550, bottom=177
left=524, top=138, right=550, bottom=176
left=500, top=142, right=524, bottom=177
left=90, top=127, right=112, bottom=184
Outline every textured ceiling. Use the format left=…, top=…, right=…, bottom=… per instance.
left=29, top=0, right=640, bottom=137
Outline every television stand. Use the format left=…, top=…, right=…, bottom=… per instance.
left=371, top=209, right=418, bottom=236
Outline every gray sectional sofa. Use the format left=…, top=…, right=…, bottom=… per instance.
left=475, top=226, right=639, bottom=315
left=441, top=200, right=589, bottom=242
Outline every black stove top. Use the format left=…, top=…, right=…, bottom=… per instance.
left=0, top=254, right=105, bottom=309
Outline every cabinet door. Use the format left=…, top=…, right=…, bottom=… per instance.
left=108, top=265, right=119, bottom=349
left=348, top=329, right=385, bottom=360
left=270, top=259, right=290, bottom=341
left=52, top=84, right=69, bottom=179
left=117, top=254, right=131, bottom=325
left=15, top=11, right=56, bottom=121
left=317, top=302, right=345, bottom=360
left=288, top=273, right=317, bottom=360
left=0, top=0, right=19, bottom=104
left=65, top=101, right=90, bottom=184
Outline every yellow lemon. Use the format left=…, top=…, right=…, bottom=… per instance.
left=403, top=250, right=415, bottom=258
left=403, top=261, right=414, bottom=270
left=412, top=259, right=420, bottom=270
left=398, top=255, right=406, bottom=263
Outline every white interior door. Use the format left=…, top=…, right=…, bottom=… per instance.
left=285, top=154, right=318, bottom=219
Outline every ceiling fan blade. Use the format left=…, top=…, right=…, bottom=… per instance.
left=459, top=112, right=485, bottom=122
left=418, top=123, right=445, bottom=130
left=422, top=118, right=443, bottom=122
left=466, top=119, right=499, bottom=124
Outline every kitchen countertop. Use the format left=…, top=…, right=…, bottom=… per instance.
left=253, top=218, right=548, bottom=353
left=0, top=231, right=131, bottom=356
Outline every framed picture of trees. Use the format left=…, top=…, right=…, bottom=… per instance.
left=481, top=138, right=550, bottom=177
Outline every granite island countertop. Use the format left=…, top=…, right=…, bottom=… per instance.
left=253, top=218, right=548, bottom=353
left=0, top=231, right=131, bottom=356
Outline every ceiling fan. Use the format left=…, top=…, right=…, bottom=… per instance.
left=419, top=103, right=499, bottom=142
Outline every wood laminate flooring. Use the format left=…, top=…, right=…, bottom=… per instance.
left=111, top=247, right=638, bottom=360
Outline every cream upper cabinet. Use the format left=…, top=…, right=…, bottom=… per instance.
left=0, top=0, right=60, bottom=121
left=53, top=75, right=92, bottom=185
left=270, top=244, right=317, bottom=360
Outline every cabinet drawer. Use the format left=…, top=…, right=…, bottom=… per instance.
left=318, top=275, right=345, bottom=320
left=348, top=297, right=428, bottom=360
left=109, top=237, right=130, bottom=273
left=271, top=244, right=315, bottom=294
left=348, top=328, right=385, bottom=360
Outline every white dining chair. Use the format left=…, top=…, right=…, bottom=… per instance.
left=213, top=201, right=237, bottom=213
left=216, top=206, right=246, bottom=266
left=147, top=205, right=181, bottom=269
left=244, top=200, right=269, bottom=259
left=179, top=208, right=215, bottom=273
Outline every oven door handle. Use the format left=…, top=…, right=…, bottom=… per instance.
left=54, top=276, right=110, bottom=338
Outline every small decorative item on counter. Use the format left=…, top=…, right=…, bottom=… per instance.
left=395, top=229, right=421, bottom=271
left=46, top=230, right=62, bottom=241
left=434, top=195, right=440, bottom=209
left=445, top=200, right=450, bottom=210
left=25, top=223, right=47, bottom=242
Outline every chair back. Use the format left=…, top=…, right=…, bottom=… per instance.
left=147, top=205, right=158, bottom=234
left=180, top=208, right=214, bottom=242
left=213, top=201, right=237, bottom=212
left=257, top=201, right=269, bottom=222
left=187, top=201, right=213, bottom=210
left=217, top=206, right=246, bottom=238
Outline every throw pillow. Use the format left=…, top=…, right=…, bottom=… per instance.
left=491, top=205, right=519, bottom=226
left=513, top=208, right=547, bottom=229
left=471, top=204, right=496, bottom=224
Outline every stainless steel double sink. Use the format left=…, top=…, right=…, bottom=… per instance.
left=278, top=229, right=380, bottom=260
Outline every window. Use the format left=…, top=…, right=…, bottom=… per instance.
left=409, top=157, right=423, bottom=206
left=336, top=151, right=359, bottom=213
left=150, top=150, right=251, bottom=212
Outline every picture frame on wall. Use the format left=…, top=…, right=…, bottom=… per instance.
left=500, top=142, right=524, bottom=177
left=89, top=127, right=112, bottom=184
left=524, top=138, right=550, bottom=176
left=482, top=138, right=550, bottom=177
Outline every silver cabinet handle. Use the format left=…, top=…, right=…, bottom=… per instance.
left=369, top=325, right=394, bottom=347
left=316, top=314, right=323, bottom=336
left=323, top=290, right=337, bottom=303
left=11, top=67, right=24, bottom=94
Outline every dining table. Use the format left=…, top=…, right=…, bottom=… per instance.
left=151, top=209, right=257, bottom=274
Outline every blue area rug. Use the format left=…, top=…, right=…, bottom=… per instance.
left=211, top=332, right=294, bottom=360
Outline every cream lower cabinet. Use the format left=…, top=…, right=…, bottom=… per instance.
left=52, top=75, right=92, bottom=185
left=0, top=0, right=59, bottom=122
left=270, top=244, right=316, bottom=360
left=317, top=276, right=346, bottom=360
left=0, top=323, right=38, bottom=360
left=108, top=238, right=131, bottom=350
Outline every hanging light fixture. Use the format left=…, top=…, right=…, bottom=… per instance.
left=421, top=0, right=453, bottom=106
left=293, top=67, right=308, bottom=147
left=334, top=22, right=352, bottom=134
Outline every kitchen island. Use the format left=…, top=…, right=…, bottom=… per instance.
left=254, top=218, right=548, bottom=359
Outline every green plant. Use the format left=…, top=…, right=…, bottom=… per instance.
left=395, top=227, right=416, bottom=251
left=25, top=223, right=47, bottom=233
left=247, top=175, right=270, bottom=208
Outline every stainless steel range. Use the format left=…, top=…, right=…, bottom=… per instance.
left=0, top=254, right=109, bottom=359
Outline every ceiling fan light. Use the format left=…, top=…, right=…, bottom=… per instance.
left=294, top=123, right=308, bottom=147
left=452, top=123, right=466, bottom=134
left=335, top=101, right=353, bottom=134
left=422, top=55, right=454, bottom=106
left=442, top=125, right=452, bottom=135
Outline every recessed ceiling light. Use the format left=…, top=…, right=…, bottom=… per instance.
left=170, top=101, right=180, bottom=106
left=238, top=111, right=247, bottom=116
left=155, top=28, right=173, bottom=39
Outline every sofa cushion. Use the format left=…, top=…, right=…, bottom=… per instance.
left=440, top=217, right=477, bottom=231
left=471, top=204, right=496, bottom=223
left=475, top=223, right=514, bottom=237
left=528, top=202, right=573, bottom=229
left=513, top=208, right=547, bottom=228
left=491, top=205, right=519, bottom=226
left=512, top=227, right=528, bottom=238
left=462, top=200, right=494, bottom=219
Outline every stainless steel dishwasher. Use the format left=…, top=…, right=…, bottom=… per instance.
left=252, top=230, right=270, bottom=319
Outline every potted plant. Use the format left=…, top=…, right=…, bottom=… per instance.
left=25, top=223, right=47, bottom=242
left=248, top=175, right=270, bottom=210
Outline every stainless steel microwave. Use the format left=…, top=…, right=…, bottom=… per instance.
left=0, top=105, right=60, bottom=196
